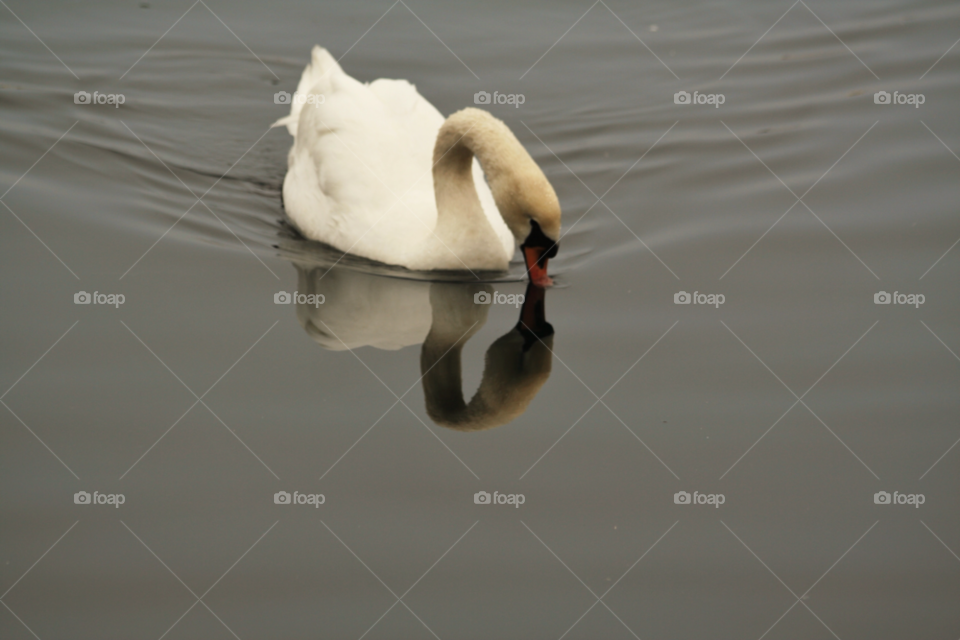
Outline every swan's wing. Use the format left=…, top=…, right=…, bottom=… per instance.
left=368, top=78, right=444, bottom=129
left=280, top=50, right=445, bottom=266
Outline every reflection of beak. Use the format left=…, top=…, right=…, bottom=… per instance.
left=523, top=246, right=553, bottom=287
left=517, top=280, right=552, bottom=344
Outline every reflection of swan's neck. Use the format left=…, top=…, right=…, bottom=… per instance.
left=420, top=283, right=553, bottom=432
left=432, top=109, right=547, bottom=255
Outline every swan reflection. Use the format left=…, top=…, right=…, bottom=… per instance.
left=292, top=264, right=553, bottom=431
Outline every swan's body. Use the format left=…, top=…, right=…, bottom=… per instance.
left=274, top=47, right=560, bottom=278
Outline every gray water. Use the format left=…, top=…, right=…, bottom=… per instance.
left=2, top=0, right=959, bottom=638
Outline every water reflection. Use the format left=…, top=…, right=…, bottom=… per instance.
left=292, top=263, right=553, bottom=431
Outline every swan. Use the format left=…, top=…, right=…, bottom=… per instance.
left=273, top=46, right=560, bottom=286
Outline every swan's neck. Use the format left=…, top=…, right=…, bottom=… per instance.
left=431, top=110, right=541, bottom=266
left=431, top=134, right=492, bottom=251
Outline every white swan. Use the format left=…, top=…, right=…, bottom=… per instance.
left=273, top=46, right=561, bottom=285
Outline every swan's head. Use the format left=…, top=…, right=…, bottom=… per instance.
left=520, top=219, right=559, bottom=288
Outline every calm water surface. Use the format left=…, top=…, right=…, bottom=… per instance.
left=2, top=0, right=959, bottom=638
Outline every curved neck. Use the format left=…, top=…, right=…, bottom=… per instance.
left=432, top=109, right=540, bottom=244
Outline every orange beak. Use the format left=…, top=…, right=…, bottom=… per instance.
left=523, top=246, right=553, bottom=287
